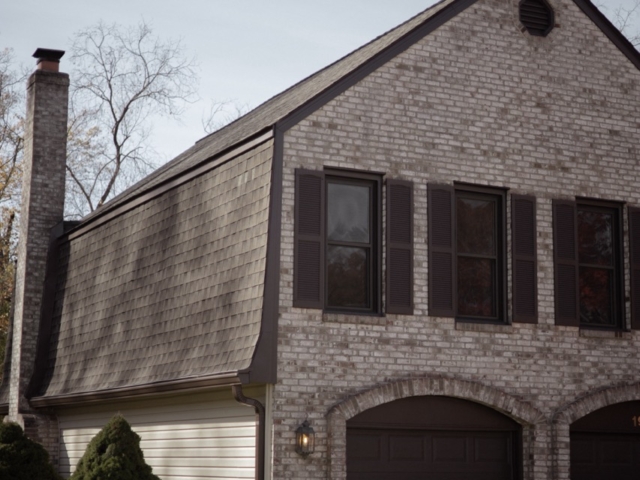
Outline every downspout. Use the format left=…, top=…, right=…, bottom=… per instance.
left=232, top=385, right=265, bottom=480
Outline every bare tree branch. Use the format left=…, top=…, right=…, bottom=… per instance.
left=0, top=49, right=25, bottom=210
left=66, top=21, right=199, bottom=218
left=201, top=99, right=251, bottom=135
left=596, top=0, right=640, bottom=47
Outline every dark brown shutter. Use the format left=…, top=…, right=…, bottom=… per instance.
left=553, top=199, right=579, bottom=326
left=512, top=195, right=537, bottom=323
left=293, top=169, right=325, bottom=309
left=629, top=207, right=640, bottom=330
left=428, top=184, right=455, bottom=317
left=386, top=179, right=413, bottom=315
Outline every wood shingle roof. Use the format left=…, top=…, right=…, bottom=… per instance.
left=1, top=0, right=634, bottom=404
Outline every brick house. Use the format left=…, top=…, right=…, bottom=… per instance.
left=2, top=0, right=640, bottom=479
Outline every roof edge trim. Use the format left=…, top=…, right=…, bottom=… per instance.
left=241, top=129, right=286, bottom=385
left=573, top=0, right=640, bottom=70
left=67, top=128, right=274, bottom=242
left=30, top=373, right=242, bottom=408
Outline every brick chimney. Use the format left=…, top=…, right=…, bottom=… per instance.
left=6, top=48, right=68, bottom=458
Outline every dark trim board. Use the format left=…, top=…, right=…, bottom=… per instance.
left=241, top=128, right=282, bottom=385
left=29, top=373, right=242, bottom=407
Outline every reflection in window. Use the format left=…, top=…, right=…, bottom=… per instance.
left=327, top=184, right=370, bottom=243
left=456, top=191, right=502, bottom=321
left=327, top=246, right=368, bottom=308
left=578, top=206, right=620, bottom=327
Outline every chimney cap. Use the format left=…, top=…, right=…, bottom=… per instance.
left=32, top=48, right=65, bottom=62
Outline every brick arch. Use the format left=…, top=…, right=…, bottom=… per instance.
left=325, top=375, right=544, bottom=480
left=548, top=382, right=640, bottom=480
left=553, top=381, right=640, bottom=426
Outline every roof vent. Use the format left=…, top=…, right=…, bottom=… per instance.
left=519, top=0, right=555, bottom=37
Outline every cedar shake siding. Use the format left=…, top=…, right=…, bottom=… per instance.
left=35, top=140, right=273, bottom=398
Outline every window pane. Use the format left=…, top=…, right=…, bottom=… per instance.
left=457, top=257, right=495, bottom=317
left=327, top=183, right=370, bottom=243
left=580, top=267, right=614, bottom=326
left=457, top=197, right=495, bottom=255
left=578, top=209, right=613, bottom=266
left=327, top=246, right=369, bottom=308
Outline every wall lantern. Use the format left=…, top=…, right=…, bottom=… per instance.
left=295, top=420, right=315, bottom=457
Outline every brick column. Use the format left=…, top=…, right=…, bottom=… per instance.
left=6, top=49, right=68, bottom=466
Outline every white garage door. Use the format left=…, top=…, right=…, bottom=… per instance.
left=56, top=387, right=263, bottom=480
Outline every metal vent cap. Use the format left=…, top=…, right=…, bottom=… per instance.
left=520, top=0, right=555, bottom=37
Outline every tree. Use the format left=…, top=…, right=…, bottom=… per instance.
left=597, top=0, right=640, bottom=47
left=201, top=98, right=251, bottom=134
left=0, top=49, right=24, bottom=210
left=0, top=49, right=24, bottom=378
left=65, top=21, right=199, bottom=218
left=0, top=422, right=62, bottom=480
left=70, top=414, right=160, bottom=480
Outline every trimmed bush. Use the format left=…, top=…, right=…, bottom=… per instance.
left=70, top=414, right=160, bottom=480
left=0, top=421, right=62, bottom=480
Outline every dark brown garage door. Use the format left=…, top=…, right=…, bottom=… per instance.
left=571, top=401, right=640, bottom=480
left=347, top=396, right=521, bottom=480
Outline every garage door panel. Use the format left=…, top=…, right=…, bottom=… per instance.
left=433, top=435, right=467, bottom=462
left=348, top=432, right=383, bottom=460
left=571, top=437, right=596, bottom=465
left=599, top=438, right=633, bottom=464
left=571, top=401, right=640, bottom=480
left=571, top=433, right=640, bottom=480
left=475, top=435, right=511, bottom=462
left=389, top=434, right=425, bottom=461
left=348, top=428, right=516, bottom=479
left=347, top=396, right=520, bottom=480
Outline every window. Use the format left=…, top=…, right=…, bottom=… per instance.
left=428, top=184, right=511, bottom=323
left=325, top=176, right=378, bottom=312
left=577, top=204, right=623, bottom=328
left=553, top=199, right=624, bottom=329
left=294, top=169, right=413, bottom=315
left=456, top=189, right=505, bottom=321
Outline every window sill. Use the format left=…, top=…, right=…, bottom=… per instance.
left=455, top=321, right=513, bottom=334
left=322, top=312, right=387, bottom=326
left=579, top=328, right=632, bottom=340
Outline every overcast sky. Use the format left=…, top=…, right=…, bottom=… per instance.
left=1, top=0, right=637, bottom=165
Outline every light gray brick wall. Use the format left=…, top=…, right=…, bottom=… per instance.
left=274, top=0, right=640, bottom=478
left=7, top=67, right=68, bottom=466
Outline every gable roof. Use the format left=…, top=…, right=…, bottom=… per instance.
left=79, top=0, right=637, bottom=230
left=69, top=0, right=638, bottom=234
left=3, top=0, right=638, bottom=408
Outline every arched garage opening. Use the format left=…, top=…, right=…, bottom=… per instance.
left=347, top=396, right=522, bottom=480
left=570, top=400, right=640, bottom=480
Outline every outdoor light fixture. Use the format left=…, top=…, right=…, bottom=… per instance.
left=295, top=420, right=315, bottom=457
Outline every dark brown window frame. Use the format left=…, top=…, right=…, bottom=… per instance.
left=576, top=199, right=625, bottom=330
left=295, top=168, right=414, bottom=316
left=553, top=198, right=626, bottom=330
left=324, top=169, right=382, bottom=315
left=454, top=184, right=507, bottom=324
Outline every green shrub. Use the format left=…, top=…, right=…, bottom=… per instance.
left=0, top=421, right=62, bottom=480
left=70, top=414, right=160, bottom=480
